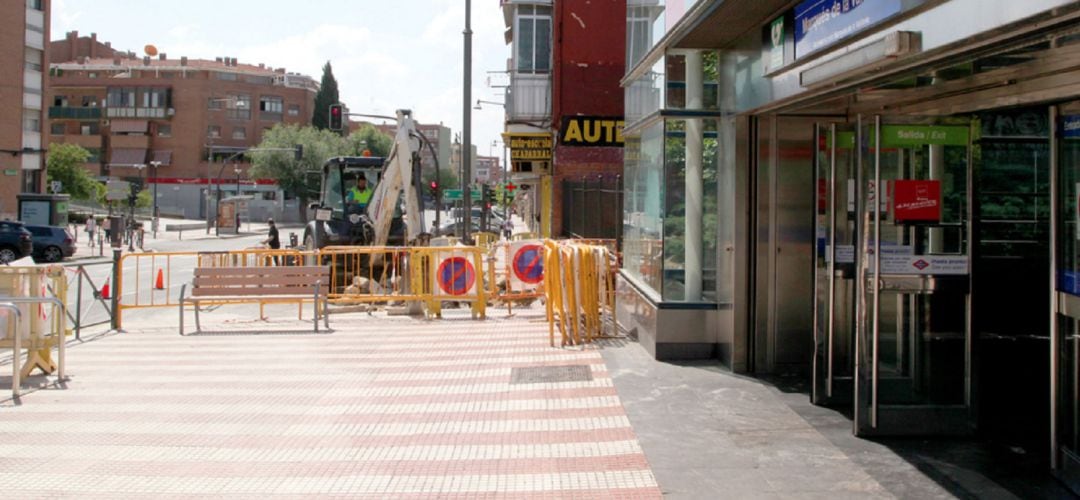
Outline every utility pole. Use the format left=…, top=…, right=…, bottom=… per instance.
left=462, top=0, right=473, bottom=243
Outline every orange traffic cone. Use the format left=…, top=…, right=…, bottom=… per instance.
left=154, top=269, right=164, bottom=290
left=100, top=279, right=110, bottom=299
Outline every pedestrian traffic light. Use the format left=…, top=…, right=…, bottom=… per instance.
left=294, top=144, right=303, bottom=161
left=328, top=104, right=343, bottom=131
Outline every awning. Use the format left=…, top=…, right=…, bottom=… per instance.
left=110, top=120, right=149, bottom=134
left=152, top=150, right=172, bottom=166
left=108, top=148, right=147, bottom=167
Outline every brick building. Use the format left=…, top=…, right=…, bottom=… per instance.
left=0, top=0, right=50, bottom=219
left=47, top=32, right=317, bottom=221
left=501, top=0, right=625, bottom=238
left=372, top=121, right=452, bottom=178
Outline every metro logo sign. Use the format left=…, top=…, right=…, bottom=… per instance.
left=892, top=180, right=941, bottom=223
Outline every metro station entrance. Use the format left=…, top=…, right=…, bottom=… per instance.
left=814, top=116, right=977, bottom=435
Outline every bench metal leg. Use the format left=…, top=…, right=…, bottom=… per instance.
left=313, top=281, right=320, bottom=333
left=178, top=284, right=186, bottom=336
left=1, top=304, right=23, bottom=398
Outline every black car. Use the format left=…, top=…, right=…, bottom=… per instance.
left=0, top=221, right=34, bottom=264
left=26, top=225, right=76, bottom=263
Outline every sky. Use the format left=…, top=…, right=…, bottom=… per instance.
left=52, top=0, right=511, bottom=160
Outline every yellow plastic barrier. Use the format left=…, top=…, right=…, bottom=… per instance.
left=543, top=241, right=617, bottom=347
left=0, top=265, right=68, bottom=385
left=488, top=240, right=546, bottom=315
left=320, top=246, right=425, bottom=304
left=414, top=246, right=487, bottom=319
left=511, top=232, right=538, bottom=241
left=474, top=232, right=499, bottom=250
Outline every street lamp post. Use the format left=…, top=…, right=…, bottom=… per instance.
left=462, top=0, right=473, bottom=243
left=234, top=164, right=242, bottom=234
left=149, top=160, right=162, bottom=238
left=206, top=97, right=245, bottom=234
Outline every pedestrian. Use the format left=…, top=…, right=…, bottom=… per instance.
left=262, top=218, right=281, bottom=265
left=85, top=217, right=96, bottom=248
left=503, top=218, right=514, bottom=240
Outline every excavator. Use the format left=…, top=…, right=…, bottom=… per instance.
left=302, top=109, right=428, bottom=250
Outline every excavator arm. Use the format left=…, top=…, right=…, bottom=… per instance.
left=364, top=110, right=425, bottom=246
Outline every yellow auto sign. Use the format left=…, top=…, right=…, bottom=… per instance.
left=560, top=117, right=624, bottom=147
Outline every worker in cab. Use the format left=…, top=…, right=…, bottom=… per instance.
left=347, top=175, right=374, bottom=212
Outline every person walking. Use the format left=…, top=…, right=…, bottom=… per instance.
left=262, top=218, right=281, bottom=265
left=85, top=217, right=96, bottom=248
left=502, top=218, right=514, bottom=240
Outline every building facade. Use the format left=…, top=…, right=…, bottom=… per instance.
left=0, top=0, right=50, bottom=219
left=48, top=32, right=317, bottom=221
left=374, top=121, right=451, bottom=176
left=617, top=0, right=1080, bottom=490
left=500, top=0, right=625, bottom=238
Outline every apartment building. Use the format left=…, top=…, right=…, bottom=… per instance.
left=48, top=32, right=317, bottom=221
left=0, top=0, right=50, bottom=219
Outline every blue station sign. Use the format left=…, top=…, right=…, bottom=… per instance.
left=794, top=0, right=903, bottom=58
left=1062, top=115, right=1080, bottom=139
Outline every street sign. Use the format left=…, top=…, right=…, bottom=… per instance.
left=437, top=256, right=476, bottom=296
left=443, top=189, right=482, bottom=201
left=105, top=179, right=131, bottom=201
left=50, top=180, right=62, bottom=194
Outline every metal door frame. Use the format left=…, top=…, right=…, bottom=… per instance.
left=854, top=114, right=976, bottom=436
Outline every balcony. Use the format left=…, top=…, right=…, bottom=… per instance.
left=106, top=107, right=172, bottom=119
left=49, top=107, right=101, bottom=120
left=110, top=134, right=150, bottom=149
left=59, top=134, right=103, bottom=149
left=507, top=73, right=551, bottom=122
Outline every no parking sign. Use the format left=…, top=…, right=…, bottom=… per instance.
left=436, top=256, right=477, bottom=296
left=509, top=241, right=545, bottom=290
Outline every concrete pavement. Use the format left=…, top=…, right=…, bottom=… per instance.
left=0, top=306, right=661, bottom=498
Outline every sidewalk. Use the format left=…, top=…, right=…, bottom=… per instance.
left=0, top=306, right=661, bottom=498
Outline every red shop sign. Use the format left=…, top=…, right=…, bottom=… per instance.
left=892, top=180, right=941, bottom=223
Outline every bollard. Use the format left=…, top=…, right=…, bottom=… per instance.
left=110, top=248, right=121, bottom=331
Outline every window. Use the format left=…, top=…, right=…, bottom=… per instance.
left=107, top=87, right=136, bottom=108
left=288, top=104, right=300, bottom=116
left=626, top=6, right=653, bottom=68
left=141, top=88, right=169, bottom=108
left=26, top=0, right=43, bottom=11
left=22, top=110, right=40, bottom=132
left=516, top=5, right=552, bottom=73
left=227, top=94, right=251, bottom=120
left=157, top=124, right=171, bottom=137
left=260, top=96, right=283, bottom=113
left=208, top=125, right=221, bottom=139
left=81, top=95, right=95, bottom=107
left=85, top=148, right=100, bottom=163
left=80, top=123, right=99, bottom=135
left=53, top=95, right=68, bottom=107
left=216, top=72, right=237, bottom=81
left=24, top=48, right=42, bottom=72
left=50, top=123, right=65, bottom=135
left=246, top=75, right=273, bottom=85
left=232, top=127, right=246, bottom=140
left=88, top=72, right=97, bottom=79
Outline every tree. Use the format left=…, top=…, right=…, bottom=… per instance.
left=311, top=61, right=340, bottom=130
left=346, top=124, right=393, bottom=157
left=45, top=143, right=97, bottom=200
left=249, top=124, right=351, bottom=221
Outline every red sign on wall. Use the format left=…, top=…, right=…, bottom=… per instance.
left=892, top=180, right=941, bottom=223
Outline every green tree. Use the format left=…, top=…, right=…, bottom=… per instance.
left=346, top=124, right=393, bottom=157
left=249, top=124, right=350, bottom=221
left=422, top=168, right=460, bottom=190
left=311, top=61, right=340, bottom=130
left=45, top=143, right=96, bottom=200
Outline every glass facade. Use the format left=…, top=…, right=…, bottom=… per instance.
left=622, top=50, right=723, bottom=302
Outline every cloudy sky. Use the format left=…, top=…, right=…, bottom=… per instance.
left=53, top=0, right=511, bottom=159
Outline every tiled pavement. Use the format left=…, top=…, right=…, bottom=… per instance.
left=0, top=307, right=661, bottom=498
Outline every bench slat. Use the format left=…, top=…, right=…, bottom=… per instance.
left=194, top=266, right=329, bottom=278
left=192, top=286, right=327, bottom=297
left=195, top=276, right=325, bottom=287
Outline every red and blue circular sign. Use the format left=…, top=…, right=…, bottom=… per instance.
left=512, top=244, right=545, bottom=284
left=437, top=257, right=476, bottom=296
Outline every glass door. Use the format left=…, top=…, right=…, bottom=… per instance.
left=854, top=115, right=975, bottom=436
left=813, top=123, right=857, bottom=406
left=1054, top=103, right=1080, bottom=493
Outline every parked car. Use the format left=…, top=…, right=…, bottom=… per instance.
left=435, top=219, right=501, bottom=237
left=0, top=221, right=33, bottom=264
left=25, top=225, right=76, bottom=263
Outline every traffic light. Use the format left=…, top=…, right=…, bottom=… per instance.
left=429, top=180, right=438, bottom=193
left=328, top=104, right=343, bottom=131
left=294, top=144, right=303, bottom=161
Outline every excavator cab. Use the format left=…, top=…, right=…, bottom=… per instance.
left=303, top=156, right=405, bottom=250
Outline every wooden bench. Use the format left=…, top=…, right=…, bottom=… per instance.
left=178, top=266, right=330, bottom=335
